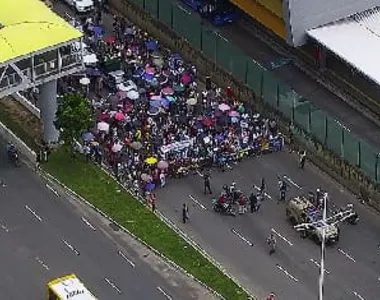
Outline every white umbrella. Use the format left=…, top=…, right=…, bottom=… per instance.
left=83, top=54, right=98, bottom=65
left=79, top=77, right=91, bottom=86
left=186, top=98, right=197, bottom=106
left=112, top=143, right=123, bottom=153
left=127, top=90, right=139, bottom=100
left=97, top=121, right=109, bottom=132
left=218, top=103, right=230, bottom=112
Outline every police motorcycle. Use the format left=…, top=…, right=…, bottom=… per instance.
left=6, top=142, right=19, bottom=167
left=212, top=192, right=236, bottom=216
left=339, top=203, right=359, bottom=225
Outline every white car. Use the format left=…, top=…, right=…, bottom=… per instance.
left=64, top=0, right=94, bottom=13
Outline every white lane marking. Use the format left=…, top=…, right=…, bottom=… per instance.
left=189, top=195, right=207, bottom=210
left=25, top=205, right=42, bottom=222
left=283, top=175, right=302, bottom=189
left=337, top=248, right=356, bottom=262
left=0, top=220, right=9, bottom=233
left=231, top=228, right=254, bottom=246
left=276, top=264, right=299, bottom=282
left=271, top=228, right=293, bottom=246
left=81, top=217, right=96, bottom=231
left=61, top=239, right=80, bottom=256
left=309, top=258, right=331, bottom=274
left=35, top=257, right=49, bottom=270
left=352, top=291, right=365, bottom=300
left=117, top=250, right=135, bottom=268
left=105, top=277, right=122, bottom=294
left=157, top=286, right=173, bottom=300
left=46, top=184, right=59, bottom=197
left=254, top=186, right=272, bottom=199
left=196, top=170, right=203, bottom=177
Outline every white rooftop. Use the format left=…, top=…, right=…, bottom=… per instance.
left=307, top=6, right=380, bottom=85
left=49, top=276, right=97, bottom=300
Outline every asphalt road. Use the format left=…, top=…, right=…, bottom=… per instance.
left=0, top=138, right=218, bottom=300
left=156, top=150, right=380, bottom=300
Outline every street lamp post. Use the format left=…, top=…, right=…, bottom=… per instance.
left=294, top=192, right=356, bottom=300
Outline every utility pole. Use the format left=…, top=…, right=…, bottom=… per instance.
left=294, top=192, right=356, bottom=300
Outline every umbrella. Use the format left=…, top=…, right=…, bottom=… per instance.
left=218, top=103, right=230, bottom=112
left=181, top=73, right=192, bottom=85
left=83, top=54, right=98, bottom=65
left=160, top=98, right=170, bottom=109
left=237, top=105, right=245, bottom=113
left=116, top=91, right=128, bottom=100
left=105, top=36, right=116, bottom=44
left=79, top=77, right=91, bottom=85
left=173, top=84, right=185, bottom=93
left=150, top=100, right=161, bottom=108
left=145, top=183, right=156, bottom=192
left=145, top=157, right=158, bottom=165
left=97, top=121, right=109, bottom=132
left=157, top=160, right=169, bottom=170
left=145, top=67, right=155, bottom=75
left=231, top=117, right=239, bottom=123
left=127, top=90, right=139, bottom=100
left=186, top=98, right=197, bottom=106
left=162, top=87, right=174, bottom=96
left=144, top=73, right=155, bottom=81
left=112, top=143, right=123, bottom=152
left=131, top=141, right=142, bottom=150
left=141, top=173, right=152, bottom=182
left=215, top=134, right=224, bottom=141
left=202, top=118, right=213, bottom=127
left=82, top=132, right=95, bottom=142
left=115, top=112, right=125, bottom=121
left=150, top=95, right=162, bottom=101
left=166, top=96, right=177, bottom=103
left=147, top=106, right=160, bottom=116
left=152, top=57, right=164, bottom=67
left=146, top=40, right=159, bottom=51
left=86, top=68, right=102, bottom=76
left=229, top=110, right=240, bottom=117
left=93, top=26, right=104, bottom=36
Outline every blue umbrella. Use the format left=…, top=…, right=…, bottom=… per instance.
left=144, top=73, right=155, bottom=82
left=86, top=68, right=101, bottom=76
left=146, top=40, right=159, bottom=51
left=215, top=134, right=224, bottom=141
left=82, top=132, right=95, bottom=142
left=149, top=100, right=161, bottom=108
left=145, top=183, right=156, bottom=191
left=160, top=98, right=170, bottom=109
left=93, top=26, right=104, bottom=37
left=147, top=106, right=160, bottom=116
left=231, top=117, right=239, bottom=123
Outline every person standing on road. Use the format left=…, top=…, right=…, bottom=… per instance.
left=249, top=192, right=257, bottom=213
left=182, top=203, right=189, bottom=223
left=203, top=171, right=212, bottom=194
left=260, top=177, right=266, bottom=194
left=299, top=150, right=306, bottom=169
left=267, top=233, right=277, bottom=255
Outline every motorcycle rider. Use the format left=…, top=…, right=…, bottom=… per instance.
left=7, top=141, right=16, bottom=155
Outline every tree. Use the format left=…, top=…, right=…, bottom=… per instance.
left=54, top=93, right=93, bottom=146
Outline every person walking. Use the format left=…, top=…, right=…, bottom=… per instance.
left=249, top=192, right=257, bottom=213
left=182, top=203, right=189, bottom=223
left=267, top=233, right=277, bottom=255
left=299, top=150, right=306, bottom=169
left=203, top=171, right=212, bottom=194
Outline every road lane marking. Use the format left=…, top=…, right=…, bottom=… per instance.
left=0, top=220, right=9, bottom=233
left=61, top=239, right=80, bottom=256
left=25, top=205, right=42, bottom=222
left=309, top=258, right=331, bottom=274
left=231, top=228, right=254, bottom=246
left=157, top=286, right=173, bottom=300
left=46, top=184, right=59, bottom=197
left=188, top=195, right=207, bottom=210
left=283, top=175, right=302, bottom=189
left=196, top=170, right=203, bottom=177
left=337, top=248, right=356, bottom=262
left=271, top=228, right=293, bottom=246
left=105, top=277, right=122, bottom=294
left=253, top=186, right=272, bottom=199
left=81, top=217, right=96, bottom=231
left=35, top=257, right=49, bottom=270
left=276, top=264, right=299, bottom=282
left=352, top=291, right=365, bottom=300
left=117, top=250, right=135, bottom=268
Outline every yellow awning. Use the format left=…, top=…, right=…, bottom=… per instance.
left=0, top=0, right=82, bottom=64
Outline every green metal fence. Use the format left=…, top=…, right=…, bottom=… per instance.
left=131, top=0, right=380, bottom=182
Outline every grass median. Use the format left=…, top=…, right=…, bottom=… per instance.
left=43, top=149, right=250, bottom=300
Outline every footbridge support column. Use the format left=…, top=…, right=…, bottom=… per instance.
left=38, top=79, right=59, bottom=144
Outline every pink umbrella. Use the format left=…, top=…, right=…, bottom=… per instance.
left=115, top=112, right=125, bottom=121
left=180, top=73, right=192, bottom=85
left=218, top=103, right=230, bottom=112
left=145, top=67, right=156, bottom=75
left=229, top=111, right=240, bottom=118
left=116, top=91, right=128, bottom=100
left=150, top=95, right=162, bottom=101
left=157, top=160, right=169, bottom=170
left=162, top=87, right=174, bottom=96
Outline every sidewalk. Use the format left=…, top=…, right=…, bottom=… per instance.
left=217, top=16, right=380, bottom=150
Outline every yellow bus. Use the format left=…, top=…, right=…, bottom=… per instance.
left=47, top=274, right=98, bottom=300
